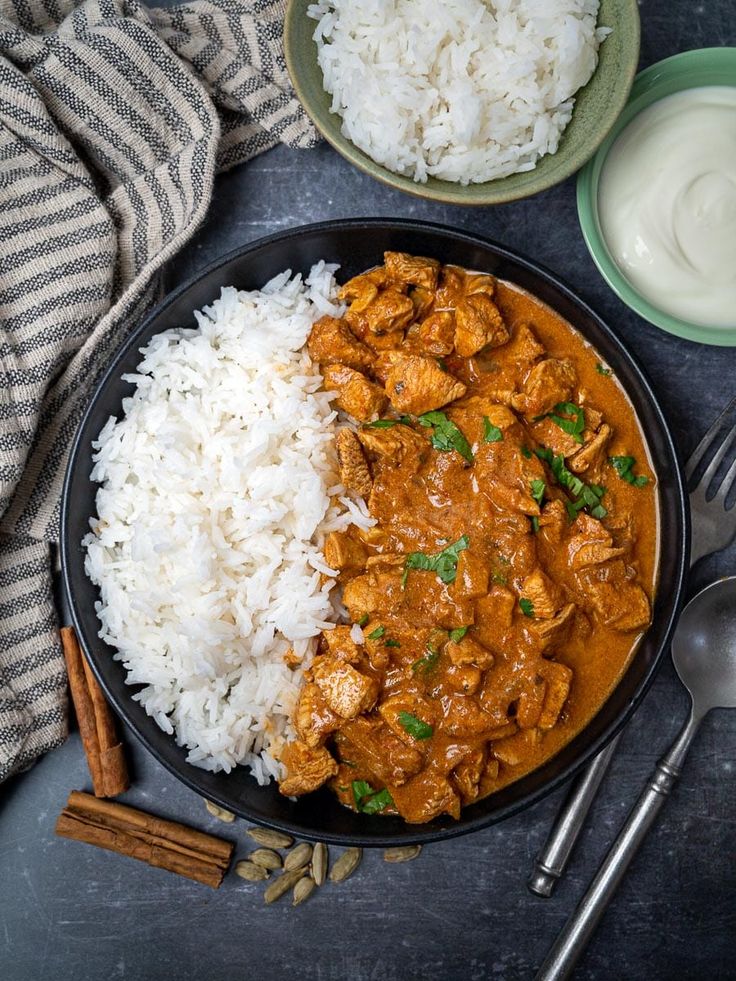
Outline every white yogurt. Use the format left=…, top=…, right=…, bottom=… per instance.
left=598, top=86, right=736, bottom=329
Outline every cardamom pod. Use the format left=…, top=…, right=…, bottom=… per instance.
left=283, top=842, right=313, bottom=872
left=234, top=860, right=269, bottom=882
left=264, top=868, right=307, bottom=905
left=249, top=848, right=282, bottom=871
left=311, top=842, right=328, bottom=886
left=203, top=799, right=235, bottom=823
left=292, top=876, right=316, bottom=907
left=329, top=847, right=362, bottom=883
left=247, top=827, right=294, bottom=849
left=383, top=845, right=422, bottom=863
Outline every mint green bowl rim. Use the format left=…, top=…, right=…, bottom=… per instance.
left=285, top=0, right=640, bottom=206
left=577, top=47, right=736, bottom=347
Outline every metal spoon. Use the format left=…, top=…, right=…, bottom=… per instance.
left=536, top=576, right=736, bottom=981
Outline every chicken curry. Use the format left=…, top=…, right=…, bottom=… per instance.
left=277, top=252, right=658, bottom=824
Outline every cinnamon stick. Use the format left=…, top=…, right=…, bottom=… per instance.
left=55, top=791, right=234, bottom=888
left=60, top=626, right=129, bottom=797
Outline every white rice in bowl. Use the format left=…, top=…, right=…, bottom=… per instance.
left=83, top=263, right=373, bottom=782
left=308, top=0, right=610, bottom=184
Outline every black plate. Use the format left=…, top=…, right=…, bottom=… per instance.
left=61, top=219, right=689, bottom=845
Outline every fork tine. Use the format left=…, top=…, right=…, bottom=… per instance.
left=699, top=429, right=736, bottom=494
left=715, top=453, right=736, bottom=507
left=685, top=397, right=736, bottom=480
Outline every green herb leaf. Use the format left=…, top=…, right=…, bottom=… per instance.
left=364, top=415, right=412, bottom=429
left=397, top=711, right=434, bottom=740
left=536, top=448, right=608, bottom=520
left=596, top=363, right=612, bottom=377
left=352, top=780, right=394, bottom=814
left=483, top=417, right=503, bottom=443
left=418, top=411, right=473, bottom=463
left=357, top=614, right=369, bottom=627
left=367, top=625, right=385, bottom=640
left=548, top=402, right=586, bottom=444
left=436, top=358, right=448, bottom=373
left=530, top=479, right=546, bottom=505
left=384, top=638, right=401, bottom=648
left=412, top=647, right=441, bottom=674
left=530, top=515, right=540, bottom=534
left=609, top=456, right=649, bottom=487
left=403, top=535, right=470, bottom=586
left=519, top=598, right=535, bottom=618
left=521, top=445, right=532, bottom=459
left=449, top=626, right=469, bottom=643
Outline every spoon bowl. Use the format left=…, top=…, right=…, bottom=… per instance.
left=672, top=576, right=736, bottom=710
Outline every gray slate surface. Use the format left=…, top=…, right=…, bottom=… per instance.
left=2, top=6, right=736, bottom=980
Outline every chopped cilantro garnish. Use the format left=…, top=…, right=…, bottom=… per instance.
left=535, top=447, right=607, bottom=520
left=352, top=780, right=394, bottom=814
left=418, top=411, right=473, bottom=463
left=357, top=614, right=369, bottom=627
left=548, top=402, right=586, bottom=444
left=519, top=598, right=535, bottom=618
left=364, top=416, right=412, bottom=429
left=530, top=515, right=540, bottom=534
left=402, top=535, right=470, bottom=587
left=384, top=638, right=401, bottom=648
left=436, top=357, right=448, bottom=372
left=609, top=456, right=649, bottom=487
left=449, top=626, right=469, bottom=643
left=412, top=646, right=441, bottom=674
left=398, top=711, right=434, bottom=740
left=367, top=625, right=385, bottom=640
left=521, top=446, right=532, bottom=459
left=483, top=417, right=504, bottom=443
left=596, top=363, right=612, bottom=377
left=530, top=479, right=546, bottom=505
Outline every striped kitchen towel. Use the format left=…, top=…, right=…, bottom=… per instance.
left=0, top=0, right=317, bottom=783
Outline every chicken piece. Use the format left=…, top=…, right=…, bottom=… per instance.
left=446, top=634, right=495, bottom=669
left=384, top=355, right=467, bottom=415
left=410, top=286, right=435, bottom=319
left=384, top=251, right=440, bottom=291
left=537, top=660, right=573, bottom=729
left=475, top=438, right=547, bottom=515
left=418, top=311, right=455, bottom=356
left=504, top=322, right=546, bottom=364
left=537, top=500, right=568, bottom=547
left=294, top=683, right=341, bottom=748
left=323, top=531, right=368, bottom=577
left=389, top=768, right=461, bottom=823
left=520, top=568, right=564, bottom=620
left=454, top=550, right=490, bottom=600
left=567, top=516, right=625, bottom=570
left=515, top=673, right=547, bottom=729
left=279, top=740, right=338, bottom=796
left=492, top=729, right=541, bottom=766
left=371, top=349, right=405, bottom=384
left=339, top=268, right=388, bottom=310
left=335, top=428, right=372, bottom=497
left=311, top=656, right=379, bottom=719
left=307, top=315, right=373, bottom=370
left=434, top=265, right=466, bottom=308
left=530, top=416, right=581, bottom=458
left=357, top=422, right=428, bottom=468
left=441, top=695, right=499, bottom=738
left=451, top=748, right=487, bottom=803
left=379, top=693, right=435, bottom=746
left=445, top=663, right=483, bottom=695
left=339, top=717, right=423, bottom=786
left=577, top=561, right=651, bottom=632
left=473, top=587, right=516, bottom=655
left=362, top=289, right=415, bottom=335
left=464, top=272, right=496, bottom=298
left=510, top=358, right=577, bottom=418
left=568, top=423, right=612, bottom=481
left=342, top=569, right=405, bottom=620
left=321, top=625, right=362, bottom=663
left=323, top=365, right=387, bottom=422
left=528, top=602, right=577, bottom=649
left=454, top=294, right=510, bottom=356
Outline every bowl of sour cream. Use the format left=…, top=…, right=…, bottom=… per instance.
left=577, top=47, right=736, bottom=346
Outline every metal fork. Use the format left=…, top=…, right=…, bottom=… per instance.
left=528, top=397, right=736, bottom=898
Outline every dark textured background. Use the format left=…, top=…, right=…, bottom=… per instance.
left=2, top=6, right=735, bottom=980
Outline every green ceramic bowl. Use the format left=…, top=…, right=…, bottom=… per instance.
left=284, top=1, right=640, bottom=206
left=577, top=48, right=736, bottom=347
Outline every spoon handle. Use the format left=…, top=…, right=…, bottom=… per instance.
left=535, top=710, right=702, bottom=981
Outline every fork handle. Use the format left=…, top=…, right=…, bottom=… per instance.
left=528, top=733, right=622, bottom=897
left=535, top=710, right=702, bottom=981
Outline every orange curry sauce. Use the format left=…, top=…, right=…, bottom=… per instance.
left=278, top=253, right=658, bottom=824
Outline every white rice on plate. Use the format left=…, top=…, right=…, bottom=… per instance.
left=308, top=0, right=610, bottom=184
left=83, top=263, right=373, bottom=782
